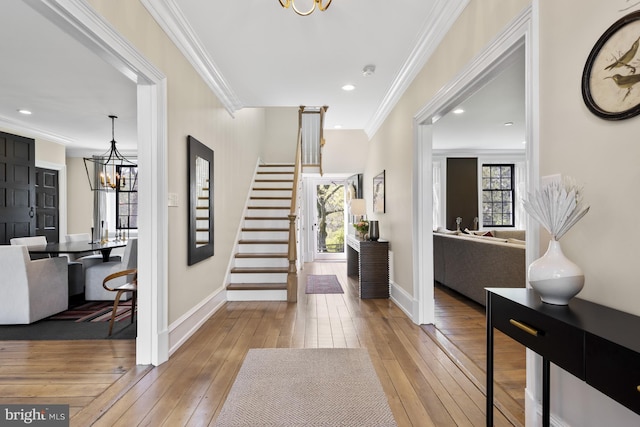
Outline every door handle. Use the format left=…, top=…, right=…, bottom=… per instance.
left=29, top=207, right=35, bottom=218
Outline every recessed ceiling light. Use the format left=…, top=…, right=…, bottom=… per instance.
left=334, top=124, right=343, bottom=129
left=342, top=84, right=356, bottom=91
left=504, top=121, right=514, bottom=126
left=522, top=140, right=527, bottom=144
left=17, top=109, right=32, bottom=115
left=452, top=108, right=464, bottom=114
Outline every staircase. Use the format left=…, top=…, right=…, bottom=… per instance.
left=226, top=164, right=294, bottom=301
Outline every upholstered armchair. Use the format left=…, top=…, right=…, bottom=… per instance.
left=84, top=238, right=137, bottom=301
left=0, top=245, right=68, bottom=324
left=10, top=235, right=84, bottom=298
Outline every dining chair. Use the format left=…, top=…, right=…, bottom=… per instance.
left=65, top=233, right=121, bottom=267
left=0, top=245, right=68, bottom=324
left=10, top=236, right=84, bottom=298
left=102, top=268, right=137, bottom=336
left=84, top=238, right=137, bottom=301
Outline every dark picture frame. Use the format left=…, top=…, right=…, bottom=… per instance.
left=582, top=10, right=640, bottom=120
left=373, top=170, right=385, bottom=214
left=187, top=135, right=214, bottom=265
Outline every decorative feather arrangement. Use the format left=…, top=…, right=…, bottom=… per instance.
left=522, top=176, right=590, bottom=240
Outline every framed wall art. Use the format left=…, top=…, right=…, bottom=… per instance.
left=582, top=10, right=640, bottom=120
left=373, top=170, right=385, bottom=213
left=345, top=173, right=363, bottom=224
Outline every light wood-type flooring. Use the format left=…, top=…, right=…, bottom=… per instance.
left=0, top=262, right=525, bottom=426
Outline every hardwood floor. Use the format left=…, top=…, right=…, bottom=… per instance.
left=0, top=262, right=523, bottom=426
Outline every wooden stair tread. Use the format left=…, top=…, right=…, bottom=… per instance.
left=226, top=283, right=287, bottom=291
left=244, top=216, right=289, bottom=221
left=252, top=187, right=293, bottom=191
left=238, top=239, right=288, bottom=244
left=235, top=252, right=288, bottom=258
left=250, top=196, right=292, bottom=200
left=257, top=171, right=293, bottom=174
left=230, top=267, right=288, bottom=273
left=242, top=228, right=289, bottom=232
left=259, top=164, right=295, bottom=167
left=254, top=179, right=294, bottom=183
left=247, top=206, right=289, bottom=210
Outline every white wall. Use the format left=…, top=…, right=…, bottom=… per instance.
left=262, top=107, right=298, bottom=163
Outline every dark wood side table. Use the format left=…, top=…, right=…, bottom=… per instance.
left=346, top=235, right=389, bottom=298
left=486, top=288, right=640, bottom=427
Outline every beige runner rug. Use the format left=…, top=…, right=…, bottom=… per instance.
left=214, top=348, right=397, bottom=426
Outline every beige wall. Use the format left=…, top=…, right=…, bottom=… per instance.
left=367, top=0, right=530, bottom=295
left=34, top=137, right=65, bottom=165
left=262, top=107, right=298, bottom=163
left=322, top=129, right=369, bottom=175
left=87, top=0, right=265, bottom=324
left=66, top=157, right=93, bottom=236
left=538, top=2, right=640, bottom=424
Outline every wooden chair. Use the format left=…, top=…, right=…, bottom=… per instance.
left=102, top=268, right=137, bottom=336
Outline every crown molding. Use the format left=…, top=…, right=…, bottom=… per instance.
left=364, top=0, right=470, bottom=139
left=141, top=0, right=242, bottom=115
left=0, top=115, right=75, bottom=146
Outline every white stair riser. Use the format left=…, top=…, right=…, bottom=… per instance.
left=256, top=173, right=294, bottom=181
left=258, top=166, right=294, bottom=173
left=244, top=219, right=289, bottom=228
left=226, top=289, right=287, bottom=301
left=241, top=231, right=288, bottom=240
left=234, top=257, right=288, bottom=268
left=254, top=181, right=293, bottom=189
left=251, top=190, right=292, bottom=198
left=238, top=243, right=288, bottom=253
left=247, top=208, right=290, bottom=217
left=229, top=272, right=288, bottom=283
left=249, top=199, right=291, bottom=208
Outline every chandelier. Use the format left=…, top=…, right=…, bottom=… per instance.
left=83, top=115, right=137, bottom=191
left=279, top=0, right=332, bottom=16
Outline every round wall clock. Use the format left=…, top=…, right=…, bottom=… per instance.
left=582, top=10, right=640, bottom=120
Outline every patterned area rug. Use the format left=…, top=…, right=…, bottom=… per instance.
left=214, top=348, right=397, bottom=426
left=305, top=274, right=344, bottom=294
left=49, top=300, right=134, bottom=323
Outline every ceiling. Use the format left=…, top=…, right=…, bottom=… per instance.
left=0, top=0, right=524, bottom=155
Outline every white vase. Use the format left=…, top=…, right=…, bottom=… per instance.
left=528, top=239, right=584, bottom=305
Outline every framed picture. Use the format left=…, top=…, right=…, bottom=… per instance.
left=582, top=10, right=640, bottom=120
left=373, top=170, right=385, bottom=213
left=345, top=173, right=363, bottom=224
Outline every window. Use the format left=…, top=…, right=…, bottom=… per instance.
left=482, top=164, right=514, bottom=227
left=116, top=165, right=138, bottom=229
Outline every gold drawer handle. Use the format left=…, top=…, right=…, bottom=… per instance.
left=509, top=319, right=539, bottom=336
left=637, top=385, right=640, bottom=393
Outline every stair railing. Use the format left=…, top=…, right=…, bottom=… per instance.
left=287, top=127, right=303, bottom=302
left=300, top=105, right=328, bottom=175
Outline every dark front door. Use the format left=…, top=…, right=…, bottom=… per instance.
left=0, top=131, right=36, bottom=244
left=36, top=167, right=59, bottom=243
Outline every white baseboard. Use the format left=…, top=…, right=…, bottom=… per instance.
left=390, top=280, right=418, bottom=323
left=525, top=387, right=569, bottom=427
left=168, top=285, right=227, bottom=356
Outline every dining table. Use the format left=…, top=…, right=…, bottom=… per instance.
left=27, top=239, right=128, bottom=262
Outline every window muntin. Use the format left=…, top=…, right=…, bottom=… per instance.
left=482, top=164, right=514, bottom=227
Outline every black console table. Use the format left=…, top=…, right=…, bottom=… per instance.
left=346, top=235, right=389, bottom=298
left=486, top=288, right=640, bottom=427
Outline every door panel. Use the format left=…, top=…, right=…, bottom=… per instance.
left=36, top=167, right=59, bottom=243
left=0, top=132, right=36, bottom=244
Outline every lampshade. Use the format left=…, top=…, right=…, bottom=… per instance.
left=349, top=199, right=366, bottom=217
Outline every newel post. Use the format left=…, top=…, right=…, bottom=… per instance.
left=287, top=214, right=298, bottom=302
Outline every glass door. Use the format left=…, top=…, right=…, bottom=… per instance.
left=313, top=180, right=345, bottom=260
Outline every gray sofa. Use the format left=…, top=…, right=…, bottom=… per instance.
left=433, top=230, right=526, bottom=306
